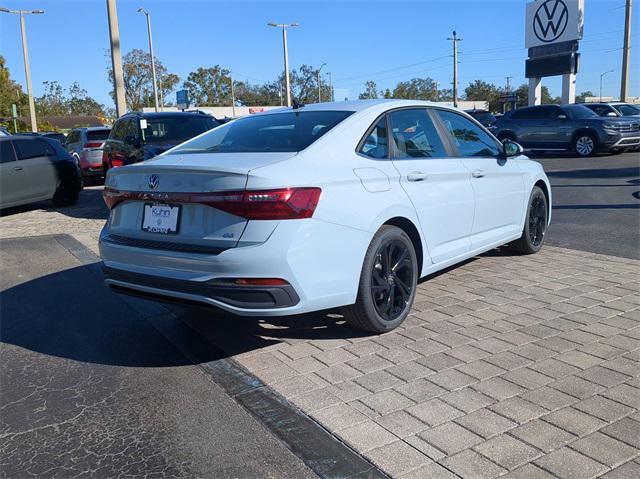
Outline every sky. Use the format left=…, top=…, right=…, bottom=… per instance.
left=0, top=0, right=638, bottom=108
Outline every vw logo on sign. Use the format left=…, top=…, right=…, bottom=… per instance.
left=533, top=0, right=569, bottom=43
left=148, top=174, right=159, bottom=190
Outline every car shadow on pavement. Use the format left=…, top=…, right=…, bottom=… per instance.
left=0, top=187, right=107, bottom=220
left=0, top=264, right=220, bottom=367
left=546, top=166, right=639, bottom=180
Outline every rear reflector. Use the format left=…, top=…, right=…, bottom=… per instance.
left=234, top=278, right=289, bottom=286
left=103, top=187, right=322, bottom=220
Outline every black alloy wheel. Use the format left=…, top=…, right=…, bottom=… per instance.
left=528, top=193, right=547, bottom=247
left=371, top=239, right=414, bottom=321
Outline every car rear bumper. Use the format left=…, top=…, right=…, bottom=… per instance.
left=99, top=217, right=371, bottom=316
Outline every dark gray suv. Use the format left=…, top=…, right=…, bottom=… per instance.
left=493, top=104, right=640, bottom=156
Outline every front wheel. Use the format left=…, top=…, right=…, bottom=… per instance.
left=52, top=180, right=80, bottom=206
left=574, top=133, right=597, bottom=157
left=342, top=226, right=418, bottom=333
left=510, top=186, right=548, bottom=254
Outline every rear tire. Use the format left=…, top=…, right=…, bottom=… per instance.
left=52, top=180, right=79, bottom=206
left=574, top=133, right=597, bottom=157
left=510, top=186, right=548, bottom=255
left=342, top=226, right=418, bottom=333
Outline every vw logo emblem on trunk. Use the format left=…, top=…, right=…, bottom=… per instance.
left=534, top=0, right=569, bottom=43
left=148, top=174, right=159, bottom=190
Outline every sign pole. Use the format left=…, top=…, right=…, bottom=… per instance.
left=528, top=77, right=542, bottom=106
left=561, top=73, right=576, bottom=104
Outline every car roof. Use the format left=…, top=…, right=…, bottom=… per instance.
left=119, top=111, right=214, bottom=120
left=74, top=126, right=110, bottom=131
left=257, top=99, right=460, bottom=116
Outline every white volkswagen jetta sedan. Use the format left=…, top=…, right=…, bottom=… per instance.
left=100, top=100, right=551, bottom=332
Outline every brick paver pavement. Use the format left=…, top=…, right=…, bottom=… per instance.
left=2, top=187, right=639, bottom=478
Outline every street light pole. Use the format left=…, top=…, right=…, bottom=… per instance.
left=138, top=8, right=159, bottom=112
left=326, top=71, right=333, bottom=102
left=230, top=73, right=236, bottom=118
left=317, top=63, right=326, bottom=103
left=600, top=70, right=614, bottom=102
left=1, top=7, right=44, bottom=132
left=268, top=22, right=299, bottom=107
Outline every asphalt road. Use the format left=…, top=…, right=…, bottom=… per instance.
left=0, top=235, right=317, bottom=479
left=533, top=151, right=640, bottom=260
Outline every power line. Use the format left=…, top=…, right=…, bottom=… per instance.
left=332, top=53, right=450, bottom=84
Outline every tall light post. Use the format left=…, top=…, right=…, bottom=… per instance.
left=620, top=0, right=633, bottom=102
left=325, top=71, right=333, bottom=102
left=600, top=70, right=614, bottom=102
left=1, top=6, right=44, bottom=132
left=317, top=63, right=326, bottom=103
left=138, top=7, right=159, bottom=112
left=268, top=22, right=298, bottom=107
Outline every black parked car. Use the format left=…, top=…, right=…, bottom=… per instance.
left=493, top=104, right=640, bottom=156
left=465, top=109, right=497, bottom=128
left=102, top=111, right=219, bottom=175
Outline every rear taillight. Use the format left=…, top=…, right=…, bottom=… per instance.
left=206, top=188, right=322, bottom=220
left=102, top=187, right=322, bottom=219
left=233, top=278, right=289, bottom=286
left=83, top=142, right=103, bottom=149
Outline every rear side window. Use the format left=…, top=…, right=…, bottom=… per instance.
left=170, top=111, right=353, bottom=154
left=436, top=110, right=500, bottom=158
left=13, top=139, right=51, bottom=160
left=359, top=117, right=389, bottom=159
left=0, top=141, right=17, bottom=163
left=110, top=120, right=126, bottom=140
left=88, top=129, right=111, bottom=141
left=388, top=109, right=447, bottom=158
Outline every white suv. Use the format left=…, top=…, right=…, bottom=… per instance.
left=100, top=100, right=551, bottom=332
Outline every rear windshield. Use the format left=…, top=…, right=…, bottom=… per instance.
left=88, top=129, right=111, bottom=141
left=169, top=111, right=353, bottom=154
left=142, top=116, right=218, bottom=145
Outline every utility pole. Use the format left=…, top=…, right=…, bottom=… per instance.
left=158, top=73, right=164, bottom=111
left=620, top=0, right=633, bottom=101
left=138, top=8, right=159, bottom=112
left=447, top=31, right=462, bottom=108
left=106, top=0, right=126, bottom=117
left=230, top=74, right=236, bottom=118
left=268, top=22, right=298, bottom=107
left=0, top=7, right=44, bottom=132
left=505, top=76, right=512, bottom=93
left=317, top=63, right=326, bottom=103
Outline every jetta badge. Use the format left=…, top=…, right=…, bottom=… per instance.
left=148, top=174, right=159, bottom=190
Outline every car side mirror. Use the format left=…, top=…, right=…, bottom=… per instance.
left=557, top=114, right=568, bottom=120
left=502, top=139, right=524, bottom=158
left=606, top=112, right=618, bottom=117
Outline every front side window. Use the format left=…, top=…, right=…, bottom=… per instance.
left=359, top=117, right=389, bottom=159
left=436, top=110, right=500, bottom=158
left=388, top=109, right=447, bottom=158
left=13, top=139, right=47, bottom=160
left=585, top=105, right=617, bottom=117
left=170, top=111, right=353, bottom=154
left=0, top=141, right=17, bottom=163
left=617, top=104, right=640, bottom=116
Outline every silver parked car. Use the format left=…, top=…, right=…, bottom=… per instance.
left=0, top=136, right=82, bottom=209
left=64, top=126, right=111, bottom=183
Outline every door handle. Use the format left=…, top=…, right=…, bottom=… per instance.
left=407, top=171, right=428, bottom=182
left=471, top=169, right=485, bottom=178
left=13, top=166, right=23, bottom=171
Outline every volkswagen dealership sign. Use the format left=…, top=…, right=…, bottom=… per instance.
left=526, top=0, right=584, bottom=49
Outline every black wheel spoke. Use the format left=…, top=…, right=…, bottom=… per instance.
left=392, top=249, right=408, bottom=272
left=370, top=238, right=414, bottom=322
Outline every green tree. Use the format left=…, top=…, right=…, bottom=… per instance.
left=464, top=80, right=502, bottom=112
left=35, top=81, right=68, bottom=116
left=107, top=49, right=179, bottom=111
left=0, top=55, right=28, bottom=119
left=183, top=65, right=231, bottom=106
left=513, top=84, right=559, bottom=107
left=358, top=81, right=379, bottom=99
left=575, top=91, right=595, bottom=103
left=389, top=78, right=439, bottom=100
left=67, top=82, right=105, bottom=116
left=286, top=64, right=332, bottom=104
